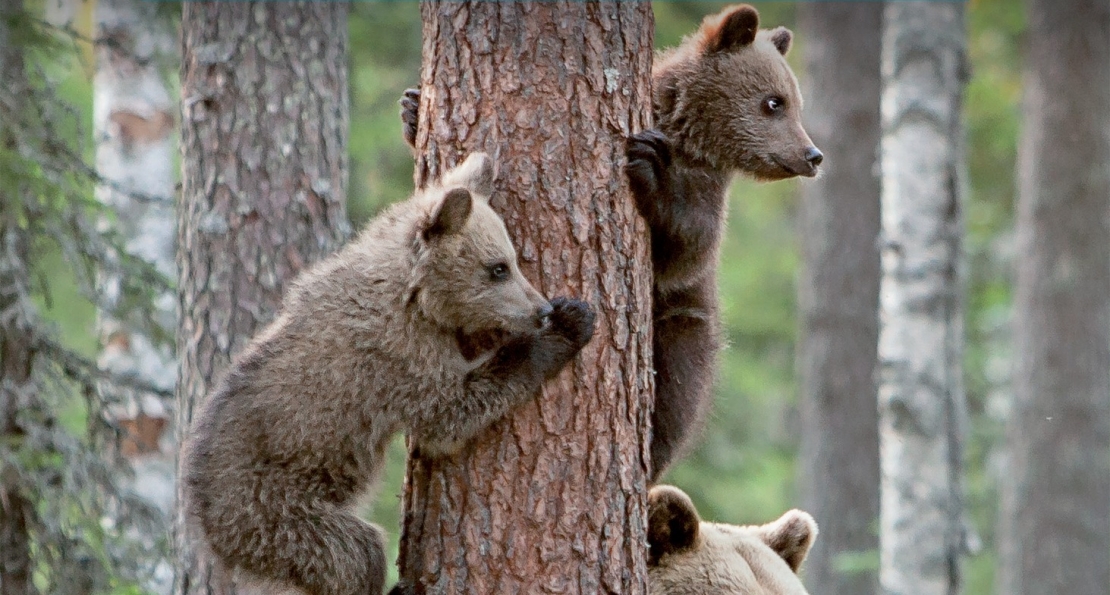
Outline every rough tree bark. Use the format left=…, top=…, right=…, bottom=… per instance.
left=877, top=4, right=968, bottom=595
left=796, top=4, right=882, bottom=594
left=0, top=0, right=34, bottom=591
left=174, top=4, right=349, bottom=594
left=396, top=4, right=655, bottom=594
left=998, top=0, right=1110, bottom=593
left=93, top=1, right=177, bottom=590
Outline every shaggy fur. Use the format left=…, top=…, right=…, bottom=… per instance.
left=625, top=4, right=822, bottom=481
left=648, top=485, right=818, bottom=595
left=398, top=8, right=819, bottom=481
left=182, top=153, right=596, bottom=595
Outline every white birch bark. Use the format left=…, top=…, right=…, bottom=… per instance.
left=93, top=0, right=176, bottom=591
left=877, top=4, right=968, bottom=595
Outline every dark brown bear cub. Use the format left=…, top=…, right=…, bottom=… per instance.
left=182, top=153, right=596, bottom=595
left=626, top=4, right=822, bottom=481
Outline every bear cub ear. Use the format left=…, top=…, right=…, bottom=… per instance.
left=440, top=152, right=496, bottom=200
left=424, top=188, right=472, bottom=240
left=647, top=485, right=701, bottom=564
left=702, top=4, right=760, bottom=54
left=756, top=509, right=818, bottom=574
left=770, top=26, right=793, bottom=56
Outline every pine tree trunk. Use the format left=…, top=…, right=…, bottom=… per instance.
left=0, top=0, right=34, bottom=590
left=796, top=4, right=882, bottom=594
left=877, top=4, right=968, bottom=595
left=174, top=4, right=349, bottom=594
left=93, top=1, right=177, bottom=590
left=998, top=1, right=1110, bottom=593
left=396, top=4, right=655, bottom=594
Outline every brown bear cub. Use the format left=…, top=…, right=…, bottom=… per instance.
left=647, top=485, right=818, bottom=595
left=625, top=4, right=822, bottom=481
left=182, top=153, right=596, bottom=595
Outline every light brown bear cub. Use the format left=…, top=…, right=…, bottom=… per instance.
left=182, top=153, right=596, bottom=595
left=648, top=485, right=818, bottom=595
left=625, top=4, right=822, bottom=481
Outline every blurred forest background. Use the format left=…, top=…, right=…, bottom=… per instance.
left=3, top=0, right=1064, bottom=593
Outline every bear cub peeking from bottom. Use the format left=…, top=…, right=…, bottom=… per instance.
left=648, top=485, right=818, bottom=595
left=182, top=152, right=596, bottom=595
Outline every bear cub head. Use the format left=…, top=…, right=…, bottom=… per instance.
left=411, top=153, right=551, bottom=345
left=655, top=4, right=822, bottom=181
left=648, top=485, right=817, bottom=595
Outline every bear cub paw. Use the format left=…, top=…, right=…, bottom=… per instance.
left=400, top=88, right=421, bottom=149
left=625, top=129, right=674, bottom=214
left=547, top=297, right=596, bottom=350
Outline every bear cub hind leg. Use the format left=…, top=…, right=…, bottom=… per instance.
left=243, top=504, right=386, bottom=595
left=648, top=284, right=720, bottom=483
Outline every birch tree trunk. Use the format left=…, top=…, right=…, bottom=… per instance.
left=998, top=0, right=1110, bottom=592
left=796, top=4, right=882, bottom=594
left=0, top=1, right=34, bottom=591
left=396, top=4, right=655, bottom=593
left=175, top=4, right=349, bottom=594
left=878, top=4, right=968, bottom=595
left=93, top=1, right=177, bottom=590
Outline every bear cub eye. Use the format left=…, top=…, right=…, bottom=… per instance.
left=487, top=262, right=510, bottom=282
left=761, top=96, right=785, bottom=116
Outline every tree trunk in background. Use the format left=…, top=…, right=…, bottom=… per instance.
left=93, top=1, right=177, bottom=591
left=998, top=0, right=1110, bottom=592
left=175, top=4, right=349, bottom=594
left=878, top=4, right=967, bottom=595
left=0, top=0, right=34, bottom=591
left=396, top=4, right=654, bottom=593
left=796, top=5, right=881, bottom=594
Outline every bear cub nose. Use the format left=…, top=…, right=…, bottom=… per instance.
left=804, top=146, right=824, bottom=166
left=535, top=303, right=554, bottom=328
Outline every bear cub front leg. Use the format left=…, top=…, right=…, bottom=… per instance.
left=625, top=129, right=675, bottom=221
left=414, top=299, right=596, bottom=456
left=626, top=130, right=726, bottom=286
left=502, top=296, right=596, bottom=383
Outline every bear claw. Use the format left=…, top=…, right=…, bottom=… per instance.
left=625, top=129, right=673, bottom=201
left=400, top=88, right=421, bottom=149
